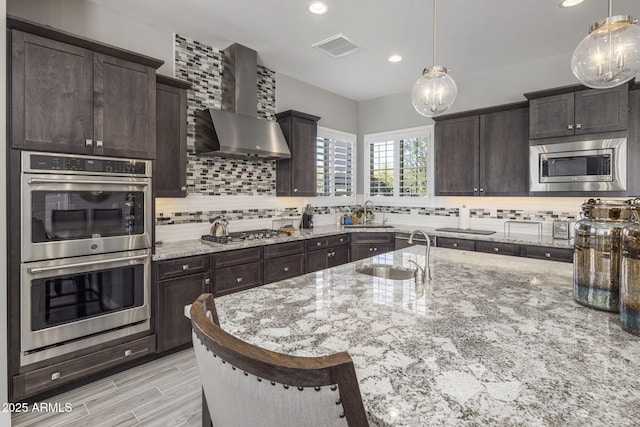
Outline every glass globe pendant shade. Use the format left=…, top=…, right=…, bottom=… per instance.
left=411, top=66, right=458, bottom=117
left=571, top=15, right=640, bottom=89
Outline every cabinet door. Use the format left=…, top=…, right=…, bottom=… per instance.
left=521, top=245, right=573, bottom=263
left=306, top=249, right=328, bottom=273
left=350, top=244, right=394, bottom=262
left=435, top=115, right=480, bottom=196
left=276, top=111, right=320, bottom=197
left=11, top=31, right=94, bottom=154
left=157, top=272, right=209, bottom=352
left=155, top=82, right=187, bottom=197
left=480, top=107, right=529, bottom=196
left=94, top=53, right=156, bottom=159
left=574, top=85, right=628, bottom=135
left=329, top=245, right=349, bottom=268
left=529, top=93, right=574, bottom=139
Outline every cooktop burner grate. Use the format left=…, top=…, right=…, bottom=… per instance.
left=201, top=229, right=291, bottom=244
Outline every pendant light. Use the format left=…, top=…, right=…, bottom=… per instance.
left=571, top=0, right=640, bottom=89
left=411, top=0, right=457, bottom=117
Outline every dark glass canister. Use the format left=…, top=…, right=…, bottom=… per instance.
left=620, top=205, right=640, bottom=334
left=573, top=198, right=636, bottom=312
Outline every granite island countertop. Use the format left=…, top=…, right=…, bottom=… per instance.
left=212, top=246, right=640, bottom=426
left=153, top=224, right=573, bottom=261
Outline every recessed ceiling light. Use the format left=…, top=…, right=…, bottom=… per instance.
left=559, top=0, right=584, bottom=7
left=308, top=2, right=328, bottom=15
left=388, top=55, right=402, bottom=63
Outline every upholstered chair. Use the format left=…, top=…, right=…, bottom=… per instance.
left=190, top=293, right=369, bottom=427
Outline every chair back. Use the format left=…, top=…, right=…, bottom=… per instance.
left=190, top=293, right=369, bottom=427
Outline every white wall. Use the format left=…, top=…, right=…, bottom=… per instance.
left=7, top=0, right=174, bottom=76
left=1, top=0, right=8, bottom=423
left=276, top=73, right=358, bottom=134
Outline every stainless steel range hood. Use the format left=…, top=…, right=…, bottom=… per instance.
left=195, top=43, right=291, bottom=159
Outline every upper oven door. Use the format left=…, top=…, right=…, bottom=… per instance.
left=22, top=173, right=152, bottom=261
left=529, top=138, right=627, bottom=192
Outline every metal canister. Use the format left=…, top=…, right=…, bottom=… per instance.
left=620, top=204, right=640, bottom=334
left=573, top=198, right=637, bottom=312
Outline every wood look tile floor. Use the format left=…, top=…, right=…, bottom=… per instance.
left=11, top=349, right=201, bottom=427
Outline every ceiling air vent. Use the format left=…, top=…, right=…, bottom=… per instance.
left=313, top=33, right=361, bottom=58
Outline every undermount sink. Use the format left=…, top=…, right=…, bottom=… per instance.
left=344, top=224, right=394, bottom=229
left=356, top=264, right=416, bottom=280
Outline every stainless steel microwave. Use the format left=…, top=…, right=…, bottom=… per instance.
left=529, top=138, right=627, bottom=192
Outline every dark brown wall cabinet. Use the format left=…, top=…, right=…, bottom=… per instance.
left=155, top=75, right=191, bottom=197
left=435, top=103, right=529, bottom=196
left=276, top=110, right=321, bottom=196
left=10, top=21, right=161, bottom=159
left=527, top=84, right=629, bottom=139
left=155, top=255, right=210, bottom=352
left=305, top=234, right=350, bottom=273
left=350, top=232, right=395, bottom=261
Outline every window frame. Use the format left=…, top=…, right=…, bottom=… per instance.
left=364, top=125, right=434, bottom=206
left=308, top=126, right=357, bottom=206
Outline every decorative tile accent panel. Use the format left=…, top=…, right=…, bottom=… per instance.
left=174, top=34, right=278, bottom=196
left=157, top=207, right=300, bottom=225
left=416, top=207, right=458, bottom=217
left=470, top=209, right=578, bottom=221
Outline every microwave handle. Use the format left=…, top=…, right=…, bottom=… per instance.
left=28, top=254, right=148, bottom=273
left=28, top=178, right=148, bottom=186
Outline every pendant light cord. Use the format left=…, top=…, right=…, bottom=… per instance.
left=432, top=0, right=437, bottom=66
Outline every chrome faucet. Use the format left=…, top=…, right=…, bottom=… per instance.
left=408, top=230, right=432, bottom=283
left=363, top=200, right=374, bottom=225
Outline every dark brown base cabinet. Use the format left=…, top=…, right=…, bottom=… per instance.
left=305, top=234, right=350, bottom=273
left=12, top=335, right=156, bottom=400
left=350, top=232, right=395, bottom=262
left=211, top=247, right=264, bottom=296
left=436, top=236, right=573, bottom=263
left=264, top=241, right=306, bottom=283
left=155, top=255, right=210, bottom=352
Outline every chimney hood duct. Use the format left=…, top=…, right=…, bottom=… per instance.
left=195, top=43, right=291, bottom=159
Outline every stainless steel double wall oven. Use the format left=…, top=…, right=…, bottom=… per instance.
left=20, top=151, right=152, bottom=365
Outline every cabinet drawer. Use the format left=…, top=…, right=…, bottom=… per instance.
left=437, top=237, right=475, bottom=251
left=350, top=232, right=395, bottom=245
left=264, top=241, right=305, bottom=259
left=13, top=335, right=156, bottom=399
left=327, top=233, right=350, bottom=247
left=156, top=255, right=209, bottom=280
left=211, top=247, right=263, bottom=269
left=476, top=241, right=520, bottom=256
left=264, top=254, right=305, bottom=283
left=521, top=245, right=573, bottom=263
left=213, top=261, right=264, bottom=296
left=306, top=237, right=329, bottom=251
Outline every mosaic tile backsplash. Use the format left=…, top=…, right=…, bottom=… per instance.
left=174, top=34, right=278, bottom=196
left=156, top=205, right=578, bottom=225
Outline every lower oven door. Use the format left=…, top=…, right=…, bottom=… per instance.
left=21, top=249, right=150, bottom=365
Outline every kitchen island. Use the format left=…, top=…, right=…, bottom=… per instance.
left=212, top=245, right=640, bottom=426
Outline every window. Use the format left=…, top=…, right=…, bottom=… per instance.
left=315, top=127, right=355, bottom=198
left=365, top=126, right=433, bottom=202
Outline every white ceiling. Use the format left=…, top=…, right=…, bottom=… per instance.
left=85, top=0, right=639, bottom=102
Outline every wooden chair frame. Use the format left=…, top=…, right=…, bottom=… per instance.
left=190, top=293, right=369, bottom=427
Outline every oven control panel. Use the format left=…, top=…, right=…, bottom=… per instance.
left=24, top=152, right=151, bottom=177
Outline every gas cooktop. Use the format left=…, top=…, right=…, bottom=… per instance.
left=201, top=229, right=291, bottom=244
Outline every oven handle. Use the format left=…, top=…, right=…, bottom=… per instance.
left=28, top=254, right=149, bottom=273
left=28, top=178, right=148, bottom=186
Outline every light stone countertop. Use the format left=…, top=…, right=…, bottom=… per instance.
left=153, top=224, right=573, bottom=261
left=212, top=245, right=640, bottom=426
